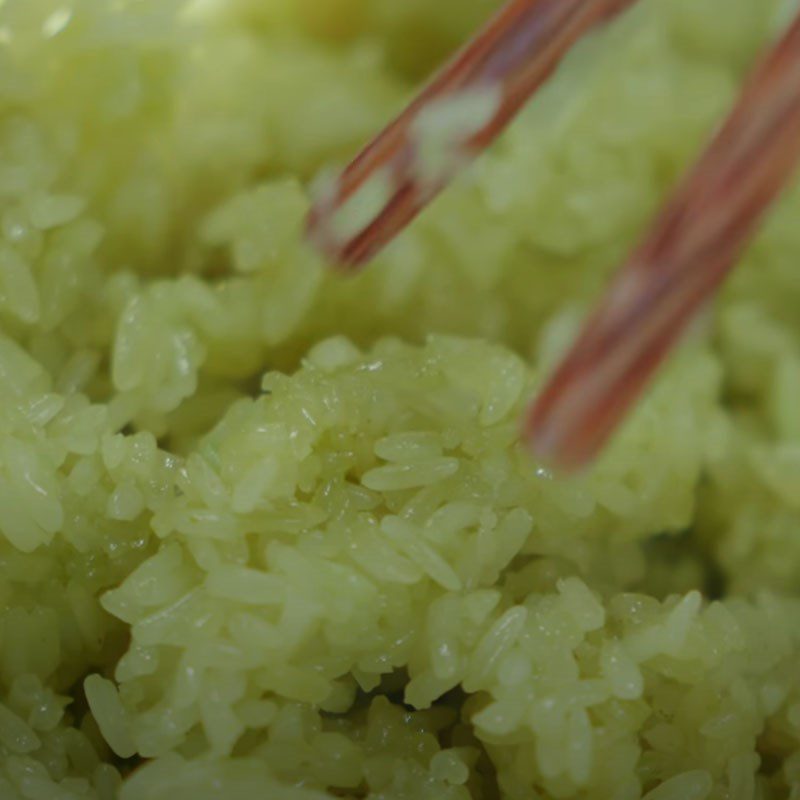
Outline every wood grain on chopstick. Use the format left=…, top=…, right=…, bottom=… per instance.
left=306, top=0, right=641, bottom=269
left=525, top=11, right=800, bottom=471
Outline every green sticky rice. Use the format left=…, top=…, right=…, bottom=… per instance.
left=1, top=0, right=800, bottom=798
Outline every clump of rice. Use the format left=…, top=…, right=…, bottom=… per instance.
left=1, top=0, right=800, bottom=798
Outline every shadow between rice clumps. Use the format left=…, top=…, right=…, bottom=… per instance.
left=326, top=670, right=502, bottom=800
left=638, top=526, right=727, bottom=602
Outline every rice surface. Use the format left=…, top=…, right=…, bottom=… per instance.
left=1, top=0, right=800, bottom=798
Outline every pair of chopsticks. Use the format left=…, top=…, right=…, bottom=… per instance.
left=307, top=0, right=800, bottom=472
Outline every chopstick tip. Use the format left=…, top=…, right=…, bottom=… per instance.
left=523, top=409, right=584, bottom=476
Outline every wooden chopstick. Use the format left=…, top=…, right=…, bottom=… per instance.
left=526, top=9, right=800, bottom=470
left=306, top=0, right=642, bottom=269
left=305, top=0, right=800, bottom=471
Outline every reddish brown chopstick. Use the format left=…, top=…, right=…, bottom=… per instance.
left=306, top=0, right=800, bottom=472
left=306, top=0, right=641, bottom=269
left=525, top=10, right=800, bottom=470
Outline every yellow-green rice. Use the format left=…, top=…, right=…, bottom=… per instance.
left=2, top=0, right=800, bottom=798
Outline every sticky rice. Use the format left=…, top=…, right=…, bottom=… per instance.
left=1, top=1, right=800, bottom=798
